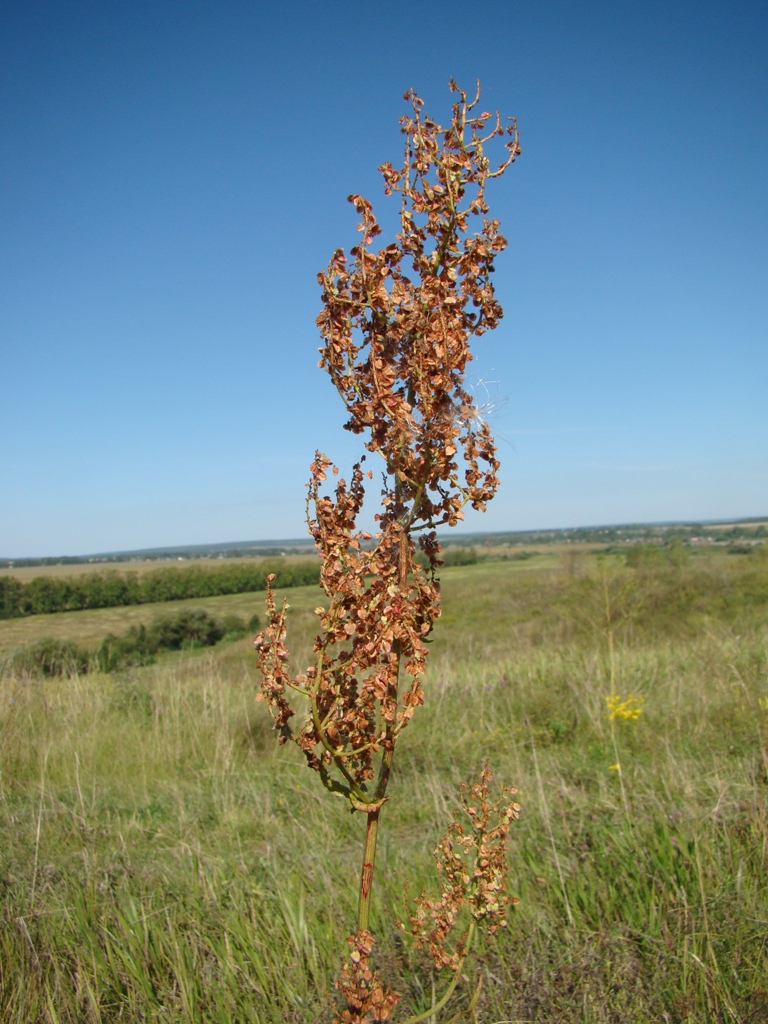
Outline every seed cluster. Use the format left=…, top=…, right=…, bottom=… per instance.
left=404, top=763, right=521, bottom=970
left=255, top=80, right=520, bottom=1022
left=255, top=81, right=519, bottom=805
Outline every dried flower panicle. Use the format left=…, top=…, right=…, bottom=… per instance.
left=403, top=763, right=521, bottom=969
left=256, top=81, right=520, bottom=1022
left=254, top=80, right=519, bottom=810
left=332, top=931, right=400, bottom=1024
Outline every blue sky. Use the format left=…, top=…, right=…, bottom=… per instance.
left=2, top=0, right=766, bottom=557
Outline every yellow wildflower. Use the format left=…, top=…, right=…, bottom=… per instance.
left=605, top=693, right=644, bottom=722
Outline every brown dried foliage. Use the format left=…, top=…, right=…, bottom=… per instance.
left=255, top=80, right=519, bottom=806
left=403, top=762, right=521, bottom=970
left=332, top=931, right=400, bottom=1024
left=255, top=80, right=520, bottom=1021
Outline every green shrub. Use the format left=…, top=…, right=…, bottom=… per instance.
left=97, top=625, right=156, bottom=672
left=3, top=637, right=89, bottom=677
left=247, top=612, right=261, bottom=633
left=441, top=546, right=480, bottom=567
left=220, top=614, right=247, bottom=641
left=147, top=608, right=224, bottom=651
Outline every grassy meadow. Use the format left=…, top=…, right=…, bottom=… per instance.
left=0, top=554, right=319, bottom=584
left=1, top=549, right=767, bottom=1022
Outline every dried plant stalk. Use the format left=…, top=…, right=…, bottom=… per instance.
left=255, top=79, right=520, bottom=1020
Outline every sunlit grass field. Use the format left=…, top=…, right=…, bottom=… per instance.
left=1, top=551, right=767, bottom=1022
left=0, top=553, right=320, bottom=585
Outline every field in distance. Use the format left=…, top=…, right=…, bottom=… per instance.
left=0, top=551, right=561, bottom=656
left=0, top=552, right=316, bottom=583
left=3, top=514, right=765, bottom=576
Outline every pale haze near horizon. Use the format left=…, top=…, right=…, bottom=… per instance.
left=2, top=0, right=766, bottom=558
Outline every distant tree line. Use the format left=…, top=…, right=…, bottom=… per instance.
left=0, top=560, right=320, bottom=620
left=0, top=555, right=97, bottom=569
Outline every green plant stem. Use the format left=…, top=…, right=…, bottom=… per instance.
left=402, top=921, right=475, bottom=1024
left=355, top=531, right=409, bottom=935
left=357, top=806, right=381, bottom=933
left=603, top=570, right=630, bottom=818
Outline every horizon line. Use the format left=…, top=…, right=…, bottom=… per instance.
left=2, top=515, right=766, bottom=563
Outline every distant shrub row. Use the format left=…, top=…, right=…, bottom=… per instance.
left=2, top=607, right=261, bottom=678
left=414, top=547, right=481, bottom=569
left=0, top=560, right=320, bottom=620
